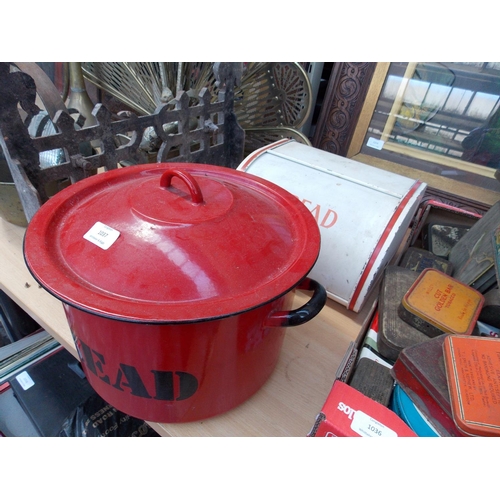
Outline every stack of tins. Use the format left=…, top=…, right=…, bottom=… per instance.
left=345, top=200, right=500, bottom=437
left=342, top=197, right=500, bottom=436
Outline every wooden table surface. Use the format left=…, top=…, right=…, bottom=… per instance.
left=0, top=218, right=376, bottom=436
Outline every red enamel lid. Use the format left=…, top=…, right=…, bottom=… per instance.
left=24, top=163, right=320, bottom=322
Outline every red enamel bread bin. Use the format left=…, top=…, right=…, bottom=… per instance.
left=23, top=163, right=326, bottom=423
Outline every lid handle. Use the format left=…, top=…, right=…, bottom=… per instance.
left=160, top=169, right=204, bottom=205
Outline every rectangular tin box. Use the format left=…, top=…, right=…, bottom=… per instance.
left=399, top=268, right=485, bottom=338
left=408, top=198, right=481, bottom=249
left=378, top=266, right=429, bottom=362
left=349, top=357, right=394, bottom=407
left=356, top=311, right=394, bottom=369
left=422, top=223, right=470, bottom=258
left=448, top=200, right=500, bottom=289
left=391, top=334, right=465, bottom=437
left=443, top=335, right=500, bottom=437
left=238, top=139, right=427, bottom=312
left=399, top=246, right=453, bottom=275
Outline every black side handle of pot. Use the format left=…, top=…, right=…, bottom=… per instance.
left=266, top=278, right=327, bottom=328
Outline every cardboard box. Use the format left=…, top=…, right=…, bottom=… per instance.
left=308, top=380, right=417, bottom=437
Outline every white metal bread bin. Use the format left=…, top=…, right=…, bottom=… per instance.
left=238, top=139, right=427, bottom=312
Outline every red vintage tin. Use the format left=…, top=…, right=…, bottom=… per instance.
left=391, top=334, right=465, bottom=436
left=23, top=163, right=326, bottom=423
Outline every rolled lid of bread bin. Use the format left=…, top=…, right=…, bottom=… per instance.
left=238, top=139, right=427, bottom=313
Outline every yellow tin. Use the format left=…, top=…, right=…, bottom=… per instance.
left=399, top=268, right=485, bottom=337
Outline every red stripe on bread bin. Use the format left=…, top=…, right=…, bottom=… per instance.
left=238, top=138, right=292, bottom=171
left=348, top=180, right=424, bottom=311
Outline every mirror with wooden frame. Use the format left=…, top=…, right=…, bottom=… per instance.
left=316, top=62, right=500, bottom=206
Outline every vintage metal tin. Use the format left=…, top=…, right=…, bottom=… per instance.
left=391, top=334, right=465, bottom=437
left=399, top=246, right=453, bottom=275
left=422, top=223, right=470, bottom=258
left=443, top=335, right=500, bottom=437
left=238, top=139, right=427, bottom=312
left=493, top=226, right=500, bottom=285
left=448, top=200, right=500, bottom=289
left=349, top=357, right=394, bottom=407
left=408, top=198, right=481, bottom=249
left=357, top=312, right=394, bottom=369
left=377, top=266, right=429, bottom=362
left=390, top=384, right=439, bottom=437
left=478, top=288, right=500, bottom=329
left=400, top=268, right=485, bottom=338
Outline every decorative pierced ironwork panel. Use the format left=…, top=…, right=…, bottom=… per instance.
left=0, top=62, right=244, bottom=222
